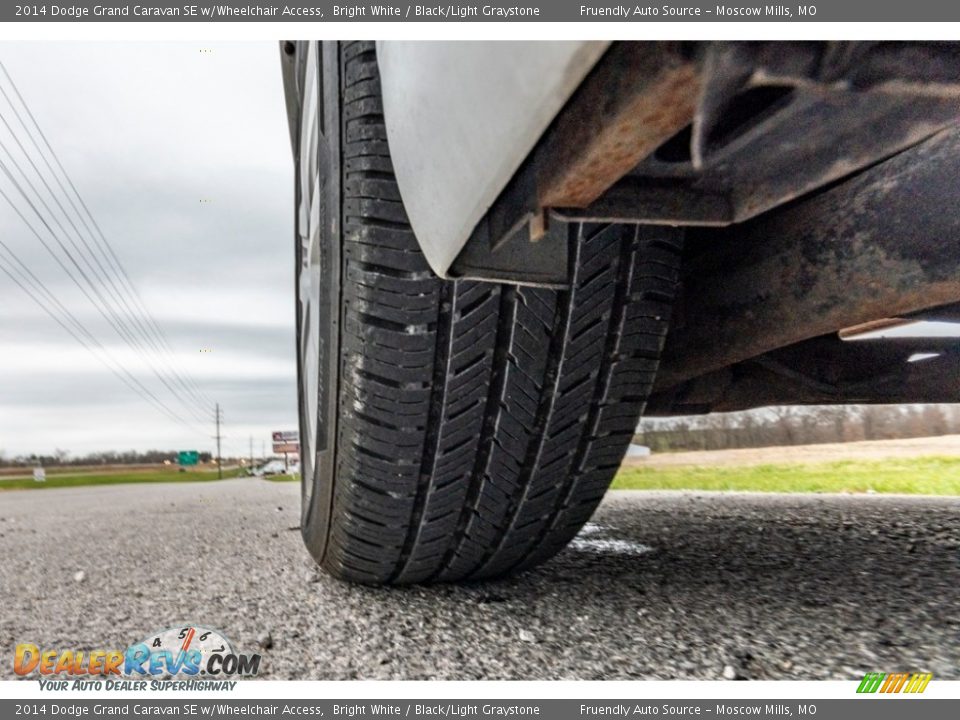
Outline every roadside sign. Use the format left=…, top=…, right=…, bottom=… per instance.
left=33, top=467, right=46, bottom=482
left=177, top=450, right=199, bottom=466
left=272, top=431, right=299, bottom=454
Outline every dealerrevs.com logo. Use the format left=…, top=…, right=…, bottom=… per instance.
left=14, top=625, right=261, bottom=689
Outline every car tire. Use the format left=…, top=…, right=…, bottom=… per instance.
left=296, top=41, right=683, bottom=584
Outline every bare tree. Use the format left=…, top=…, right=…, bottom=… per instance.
left=637, top=403, right=959, bottom=452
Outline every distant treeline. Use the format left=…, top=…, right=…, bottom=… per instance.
left=635, top=404, right=960, bottom=452
left=5, top=404, right=959, bottom=464
left=0, top=449, right=214, bottom=467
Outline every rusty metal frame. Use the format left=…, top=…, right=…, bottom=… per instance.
left=536, top=42, right=700, bottom=210
left=449, top=42, right=699, bottom=284
left=647, top=336, right=960, bottom=415
left=647, top=126, right=960, bottom=412
left=556, top=42, right=960, bottom=227
left=451, top=41, right=960, bottom=285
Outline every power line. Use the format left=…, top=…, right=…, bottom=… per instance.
left=0, top=101, right=213, bottom=413
left=0, top=58, right=215, bottom=409
left=0, top=60, right=229, bottom=444
left=0, top=105, right=159, bottom=354
left=0, top=59, right=215, bottom=411
left=214, top=402, right=223, bottom=479
left=0, top=57, right=247, bottom=455
left=0, top=162, right=212, bottom=427
left=0, top=82, right=215, bottom=425
left=0, top=250, right=207, bottom=436
left=0, top=149, right=211, bottom=424
left=0, top=235, right=99, bottom=347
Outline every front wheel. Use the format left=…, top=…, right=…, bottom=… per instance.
left=296, top=41, right=682, bottom=584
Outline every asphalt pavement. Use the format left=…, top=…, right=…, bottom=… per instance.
left=1, top=480, right=957, bottom=680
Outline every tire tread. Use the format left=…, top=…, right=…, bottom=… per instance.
left=320, top=41, right=681, bottom=583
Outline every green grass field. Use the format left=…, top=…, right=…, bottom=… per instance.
left=612, top=455, right=960, bottom=495
left=0, top=467, right=246, bottom=491
left=262, top=474, right=297, bottom=482
left=4, top=455, right=958, bottom=495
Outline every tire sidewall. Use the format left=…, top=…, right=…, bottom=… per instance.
left=297, top=41, right=342, bottom=564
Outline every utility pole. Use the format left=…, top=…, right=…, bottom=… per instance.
left=249, top=435, right=253, bottom=475
left=214, top=403, right=223, bottom=479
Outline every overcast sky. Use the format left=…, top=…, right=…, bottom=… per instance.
left=0, top=42, right=295, bottom=458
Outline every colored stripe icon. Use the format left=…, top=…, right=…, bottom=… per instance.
left=857, top=672, right=932, bottom=694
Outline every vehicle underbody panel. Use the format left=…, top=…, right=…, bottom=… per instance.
left=647, top=125, right=960, bottom=414
left=283, top=41, right=960, bottom=414
left=452, top=42, right=960, bottom=283
left=448, top=41, right=960, bottom=412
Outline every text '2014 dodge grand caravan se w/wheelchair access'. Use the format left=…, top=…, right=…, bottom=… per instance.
left=281, top=41, right=960, bottom=584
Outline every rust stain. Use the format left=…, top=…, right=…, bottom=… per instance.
left=539, top=62, right=700, bottom=209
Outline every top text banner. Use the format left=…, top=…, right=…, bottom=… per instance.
left=5, top=1, right=960, bottom=22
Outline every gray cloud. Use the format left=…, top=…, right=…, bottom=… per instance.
left=0, top=42, right=298, bottom=457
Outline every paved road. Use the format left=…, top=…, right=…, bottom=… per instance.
left=1, top=480, right=957, bottom=680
